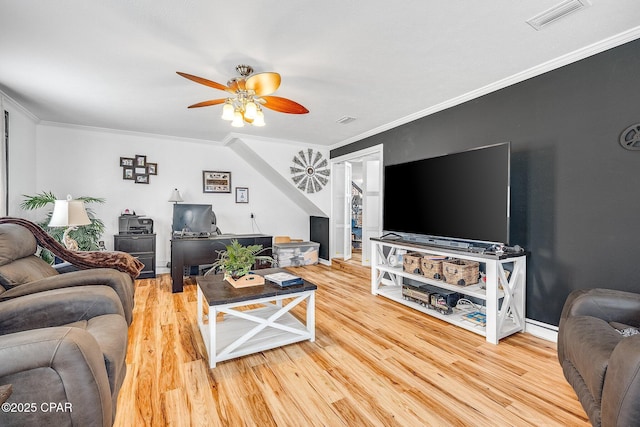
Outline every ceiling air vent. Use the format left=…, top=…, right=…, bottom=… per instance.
left=336, top=116, right=356, bottom=125
left=526, top=0, right=590, bottom=31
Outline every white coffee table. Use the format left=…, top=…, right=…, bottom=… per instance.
left=196, top=269, right=316, bottom=368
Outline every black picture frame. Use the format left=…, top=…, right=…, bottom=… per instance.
left=203, top=171, right=231, bottom=193
left=134, top=174, right=149, bottom=184
left=120, top=157, right=134, bottom=167
left=235, top=187, right=249, bottom=203
left=135, top=155, right=147, bottom=167
left=146, top=163, right=158, bottom=175
left=123, top=167, right=134, bottom=180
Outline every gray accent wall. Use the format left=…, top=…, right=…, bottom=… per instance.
left=332, top=38, right=640, bottom=326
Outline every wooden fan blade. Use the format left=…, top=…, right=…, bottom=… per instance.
left=187, top=99, right=226, bottom=108
left=176, top=71, right=234, bottom=94
left=245, top=72, right=281, bottom=96
left=261, top=96, right=309, bottom=114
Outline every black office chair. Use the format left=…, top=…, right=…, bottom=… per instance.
left=211, top=210, right=221, bottom=235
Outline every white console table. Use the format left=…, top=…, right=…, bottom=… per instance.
left=371, top=238, right=526, bottom=344
left=196, top=269, right=316, bottom=368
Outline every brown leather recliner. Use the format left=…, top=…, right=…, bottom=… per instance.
left=558, top=288, right=640, bottom=427
left=0, top=285, right=128, bottom=426
left=0, top=223, right=135, bottom=324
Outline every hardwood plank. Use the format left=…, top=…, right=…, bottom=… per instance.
left=114, top=265, right=589, bottom=426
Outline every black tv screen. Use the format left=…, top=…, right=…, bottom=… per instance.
left=172, top=204, right=214, bottom=234
left=383, top=142, right=510, bottom=245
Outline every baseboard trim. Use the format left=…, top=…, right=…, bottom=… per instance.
left=525, top=319, right=558, bottom=342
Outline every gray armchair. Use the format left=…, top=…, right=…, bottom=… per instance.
left=558, top=288, right=640, bottom=427
left=0, top=285, right=128, bottom=426
left=0, top=223, right=135, bottom=324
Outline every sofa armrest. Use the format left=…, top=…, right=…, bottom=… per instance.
left=0, top=268, right=134, bottom=324
left=53, top=261, right=78, bottom=273
left=0, top=327, right=112, bottom=426
left=0, top=286, right=124, bottom=335
left=560, top=288, right=640, bottom=327
left=602, top=335, right=640, bottom=426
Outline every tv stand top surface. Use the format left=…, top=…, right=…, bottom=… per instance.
left=371, top=237, right=525, bottom=260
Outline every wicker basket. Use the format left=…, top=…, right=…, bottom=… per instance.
left=442, top=259, right=479, bottom=286
left=420, top=256, right=446, bottom=280
left=402, top=252, right=423, bottom=275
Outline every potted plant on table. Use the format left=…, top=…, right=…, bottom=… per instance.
left=205, top=239, right=274, bottom=288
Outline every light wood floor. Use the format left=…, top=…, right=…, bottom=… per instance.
left=114, top=263, right=588, bottom=427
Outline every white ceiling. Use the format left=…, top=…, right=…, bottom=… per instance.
left=1, top=0, right=639, bottom=148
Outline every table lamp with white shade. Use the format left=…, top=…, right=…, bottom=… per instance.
left=168, top=188, right=183, bottom=204
left=48, top=194, right=91, bottom=251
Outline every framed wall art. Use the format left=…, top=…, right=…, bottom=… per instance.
left=203, top=171, right=231, bottom=193
left=235, top=187, right=249, bottom=203
left=119, top=154, right=158, bottom=183
left=135, top=155, right=147, bottom=167
left=135, top=174, right=149, bottom=184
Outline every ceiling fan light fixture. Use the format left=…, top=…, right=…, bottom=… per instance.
left=221, top=100, right=235, bottom=120
left=178, top=64, right=308, bottom=128
left=245, top=100, right=258, bottom=119
left=252, top=109, right=265, bottom=127
left=231, top=110, right=244, bottom=127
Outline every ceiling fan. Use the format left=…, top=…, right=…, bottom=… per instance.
left=177, top=65, right=309, bottom=127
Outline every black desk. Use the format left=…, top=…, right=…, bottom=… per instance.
left=170, top=234, right=272, bottom=293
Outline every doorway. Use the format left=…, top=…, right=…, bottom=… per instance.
left=330, top=144, right=383, bottom=266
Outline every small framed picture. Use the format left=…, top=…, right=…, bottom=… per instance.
left=123, top=167, right=134, bottom=180
left=146, top=163, right=157, bottom=175
left=134, top=174, right=149, bottom=184
left=135, top=155, right=147, bottom=167
left=203, top=171, right=231, bottom=193
left=120, top=157, right=134, bottom=167
left=235, top=187, right=249, bottom=203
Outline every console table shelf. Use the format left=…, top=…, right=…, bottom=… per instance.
left=371, top=238, right=526, bottom=344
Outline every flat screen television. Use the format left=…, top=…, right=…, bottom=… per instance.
left=172, top=204, right=214, bottom=234
left=383, top=142, right=510, bottom=246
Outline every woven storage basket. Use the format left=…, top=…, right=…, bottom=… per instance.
left=420, top=256, right=446, bottom=280
left=402, top=252, right=423, bottom=275
left=442, top=259, right=479, bottom=286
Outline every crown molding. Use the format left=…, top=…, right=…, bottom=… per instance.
left=331, top=26, right=640, bottom=151
left=0, top=91, right=40, bottom=122
left=38, top=121, right=224, bottom=145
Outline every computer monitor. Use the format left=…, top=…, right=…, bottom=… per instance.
left=172, top=204, right=214, bottom=234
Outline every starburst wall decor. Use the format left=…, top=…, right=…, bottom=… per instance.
left=620, top=123, right=640, bottom=150
left=290, top=149, right=329, bottom=193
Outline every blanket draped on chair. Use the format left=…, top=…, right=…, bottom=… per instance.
left=0, top=217, right=144, bottom=279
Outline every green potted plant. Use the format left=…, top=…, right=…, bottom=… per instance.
left=20, top=191, right=106, bottom=263
left=206, top=239, right=274, bottom=287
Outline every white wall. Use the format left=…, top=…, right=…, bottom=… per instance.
left=244, top=136, right=330, bottom=217
left=2, top=95, right=38, bottom=219
left=28, top=123, right=327, bottom=273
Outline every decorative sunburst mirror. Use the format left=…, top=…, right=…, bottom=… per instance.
left=290, top=149, right=329, bottom=193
